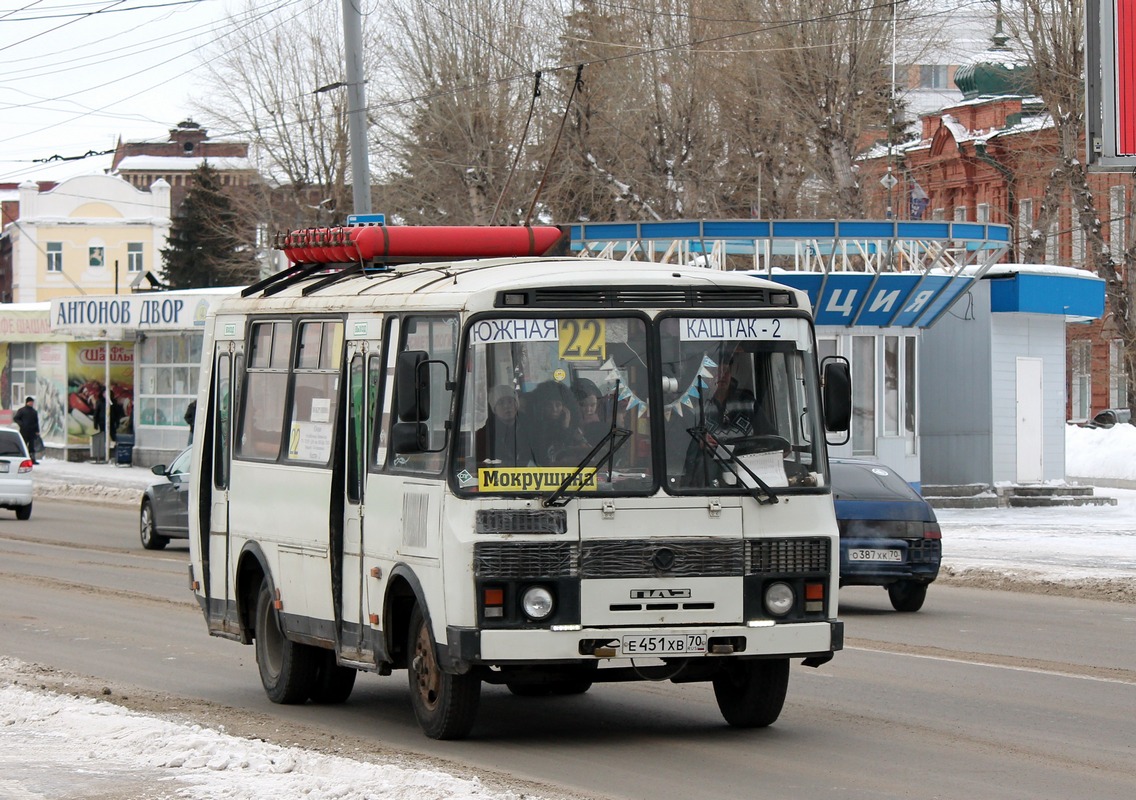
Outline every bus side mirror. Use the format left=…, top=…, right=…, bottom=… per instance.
left=391, top=420, right=429, bottom=453
left=821, top=357, right=851, bottom=435
left=396, top=350, right=430, bottom=422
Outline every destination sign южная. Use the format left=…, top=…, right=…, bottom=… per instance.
left=469, top=318, right=558, bottom=344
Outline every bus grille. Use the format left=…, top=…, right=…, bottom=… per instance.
left=579, top=538, right=743, bottom=578
left=474, top=542, right=579, bottom=578
left=746, top=538, right=830, bottom=575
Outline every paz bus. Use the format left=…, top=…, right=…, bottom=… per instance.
left=186, top=223, right=852, bottom=739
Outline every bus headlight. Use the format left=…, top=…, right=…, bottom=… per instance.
left=763, top=582, right=795, bottom=616
left=521, top=586, right=555, bottom=620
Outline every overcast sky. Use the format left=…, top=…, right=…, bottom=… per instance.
left=0, top=0, right=300, bottom=184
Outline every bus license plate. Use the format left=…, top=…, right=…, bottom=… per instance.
left=849, top=548, right=902, bottom=562
left=621, top=634, right=707, bottom=656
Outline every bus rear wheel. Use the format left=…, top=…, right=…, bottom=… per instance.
left=712, top=658, right=789, bottom=728
left=254, top=578, right=319, bottom=704
left=407, top=604, right=480, bottom=739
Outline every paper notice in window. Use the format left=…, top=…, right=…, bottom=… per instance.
left=310, top=398, right=331, bottom=423
left=735, top=449, right=788, bottom=488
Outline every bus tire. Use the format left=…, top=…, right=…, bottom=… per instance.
left=407, top=604, right=480, bottom=739
left=712, top=658, right=789, bottom=728
left=887, top=580, right=928, bottom=612
left=254, top=578, right=319, bottom=704
left=308, top=650, right=357, bottom=704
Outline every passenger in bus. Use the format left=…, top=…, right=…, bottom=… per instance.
left=481, top=385, right=532, bottom=465
left=525, top=380, right=589, bottom=466
left=681, top=351, right=778, bottom=486
left=572, top=379, right=609, bottom=444
left=704, top=352, right=763, bottom=440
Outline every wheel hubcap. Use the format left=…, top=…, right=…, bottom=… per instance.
left=413, top=623, right=440, bottom=710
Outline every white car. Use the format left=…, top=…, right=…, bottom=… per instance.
left=0, top=427, right=34, bottom=520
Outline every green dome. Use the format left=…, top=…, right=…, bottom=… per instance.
left=955, top=20, right=1034, bottom=99
left=955, top=55, right=1033, bottom=99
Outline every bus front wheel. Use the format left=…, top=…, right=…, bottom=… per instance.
left=407, top=604, right=480, bottom=739
left=712, top=658, right=789, bottom=728
left=254, top=578, right=319, bottom=704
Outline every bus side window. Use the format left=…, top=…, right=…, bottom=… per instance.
left=374, top=317, right=400, bottom=468
left=285, top=320, right=342, bottom=465
left=237, top=320, right=291, bottom=460
left=213, top=352, right=231, bottom=490
left=367, top=353, right=383, bottom=469
left=390, top=314, right=457, bottom=472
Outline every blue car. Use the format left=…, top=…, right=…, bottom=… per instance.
left=830, top=458, right=941, bottom=612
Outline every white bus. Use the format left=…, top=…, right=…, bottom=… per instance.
left=187, top=225, right=851, bottom=739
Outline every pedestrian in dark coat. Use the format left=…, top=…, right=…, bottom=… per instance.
left=12, top=396, right=40, bottom=463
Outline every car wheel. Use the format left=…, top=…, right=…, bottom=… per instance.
left=254, top=577, right=320, bottom=704
left=407, top=604, right=480, bottom=739
left=15, top=502, right=32, bottom=521
left=139, top=499, right=169, bottom=550
left=308, top=649, right=357, bottom=704
left=888, top=580, right=928, bottom=612
left=712, top=658, right=789, bottom=728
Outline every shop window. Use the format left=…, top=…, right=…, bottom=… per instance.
left=852, top=336, right=876, bottom=455
left=137, top=332, right=203, bottom=429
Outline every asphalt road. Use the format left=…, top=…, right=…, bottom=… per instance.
left=1, top=499, right=1134, bottom=800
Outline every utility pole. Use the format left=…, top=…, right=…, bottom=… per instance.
left=342, top=0, right=372, bottom=214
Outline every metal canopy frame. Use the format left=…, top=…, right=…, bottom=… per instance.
left=569, top=219, right=1011, bottom=277
left=569, top=219, right=1013, bottom=329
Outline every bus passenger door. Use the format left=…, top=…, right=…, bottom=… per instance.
left=207, top=341, right=241, bottom=635
left=340, top=336, right=381, bottom=664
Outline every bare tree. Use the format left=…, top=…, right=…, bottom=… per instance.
left=1002, top=0, right=1136, bottom=409
left=737, top=0, right=908, bottom=217
left=194, top=1, right=383, bottom=230
left=379, top=0, right=558, bottom=225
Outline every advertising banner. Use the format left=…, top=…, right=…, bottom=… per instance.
left=66, top=342, right=134, bottom=446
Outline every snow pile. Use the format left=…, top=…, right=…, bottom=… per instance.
left=0, top=666, right=529, bottom=800
left=1065, top=422, right=1136, bottom=482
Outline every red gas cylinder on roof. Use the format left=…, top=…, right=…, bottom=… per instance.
left=279, top=225, right=563, bottom=264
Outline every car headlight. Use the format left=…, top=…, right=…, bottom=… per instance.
left=764, top=582, right=795, bottom=616
left=521, top=586, right=555, bottom=620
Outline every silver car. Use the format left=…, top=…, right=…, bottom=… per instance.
left=139, top=447, right=191, bottom=549
left=0, top=428, right=34, bottom=520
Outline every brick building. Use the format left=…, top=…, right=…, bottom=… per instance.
left=861, top=35, right=1135, bottom=423
left=110, top=119, right=257, bottom=216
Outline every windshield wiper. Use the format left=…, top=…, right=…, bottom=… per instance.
left=685, top=427, right=780, bottom=505
left=542, top=425, right=632, bottom=508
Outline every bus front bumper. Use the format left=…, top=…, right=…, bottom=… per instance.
left=443, top=619, right=842, bottom=669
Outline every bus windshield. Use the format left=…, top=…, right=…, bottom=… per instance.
left=659, top=315, right=828, bottom=494
left=454, top=315, right=653, bottom=495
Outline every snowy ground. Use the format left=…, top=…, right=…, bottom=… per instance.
left=3, top=423, right=1134, bottom=799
